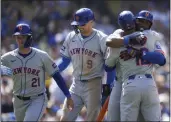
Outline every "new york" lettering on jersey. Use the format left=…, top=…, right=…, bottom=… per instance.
left=13, top=67, right=40, bottom=76
left=70, top=48, right=98, bottom=58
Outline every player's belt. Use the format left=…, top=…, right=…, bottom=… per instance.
left=128, top=74, right=152, bottom=80
left=16, top=93, right=44, bottom=101
left=80, top=77, right=102, bottom=82
left=81, top=80, right=88, bottom=82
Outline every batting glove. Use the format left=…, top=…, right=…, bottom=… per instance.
left=120, top=46, right=144, bottom=61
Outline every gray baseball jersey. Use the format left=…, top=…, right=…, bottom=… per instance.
left=60, top=28, right=107, bottom=80
left=106, top=29, right=163, bottom=121
left=105, top=29, right=164, bottom=82
left=1, top=47, right=59, bottom=97
left=60, top=28, right=108, bottom=121
left=106, top=29, right=145, bottom=121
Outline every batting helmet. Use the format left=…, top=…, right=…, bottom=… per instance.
left=13, top=23, right=33, bottom=48
left=118, top=10, right=135, bottom=31
left=71, top=8, right=95, bottom=26
left=136, top=10, right=153, bottom=23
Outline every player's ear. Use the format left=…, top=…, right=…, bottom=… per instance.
left=90, top=20, right=94, bottom=26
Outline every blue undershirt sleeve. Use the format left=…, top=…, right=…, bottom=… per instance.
left=58, top=56, right=71, bottom=72
left=142, top=51, right=166, bottom=66
left=52, top=72, right=71, bottom=98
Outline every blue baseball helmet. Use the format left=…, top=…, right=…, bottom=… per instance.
left=71, top=8, right=95, bottom=26
left=136, top=10, right=153, bottom=23
left=118, top=10, right=135, bottom=30
left=13, top=23, right=33, bottom=48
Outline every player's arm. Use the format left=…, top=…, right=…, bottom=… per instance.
left=99, top=34, right=116, bottom=105
left=42, top=52, right=71, bottom=97
left=42, top=52, right=74, bottom=109
left=101, top=47, right=119, bottom=106
left=58, top=33, right=72, bottom=72
left=105, top=47, right=119, bottom=72
left=51, top=71, right=71, bottom=98
left=58, top=56, right=71, bottom=72
left=141, top=41, right=166, bottom=66
left=120, top=42, right=166, bottom=66
left=106, top=31, right=147, bottom=48
left=99, top=34, right=116, bottom=85
left=141, top=52, right=166, bottom=66
left=106, top=35, right=125, bottom=48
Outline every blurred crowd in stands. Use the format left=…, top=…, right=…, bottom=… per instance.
left=1, top=0, right=170, bottom=121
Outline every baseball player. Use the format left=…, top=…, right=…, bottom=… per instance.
left=135, top=10, right=153, bottom=31
left=59, top=8, right=147, bottom=121
left=59, top=8, right=110, bottom=121
left=105, top=10, right=146, bottom=121
left=58, top=8, right=143, bottom=121
left=1, top=23, right=74, bottom=121
left=106, top=10, right=166, bottom=121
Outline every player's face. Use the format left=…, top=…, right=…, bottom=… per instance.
left=15, top=35, right=27, bottom=48
left=135, top=18, right=151, bottom=30
left=78, top=20, right=93, bottom=34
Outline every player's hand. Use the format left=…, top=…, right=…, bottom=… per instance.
left=101, top=84, right=111, bottom=106
left=120, top=46, right=146, bottom=61
left=66, top=97, right=74, bottom=111
left=120, top=50, right=133, bottom=61
left=124, top=32, right=147, bottom=46
left=120, top=46, right=138, bottom=61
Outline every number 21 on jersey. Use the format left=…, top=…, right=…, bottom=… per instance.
left=32, top=77, right=40, bottom=87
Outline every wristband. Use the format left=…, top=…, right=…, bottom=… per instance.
left=123, top=36, right=130, bottom=46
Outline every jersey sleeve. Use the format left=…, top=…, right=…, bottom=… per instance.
left=42, top=52, right=59, bottom=76
left=154, top=41, right=165, bottom=55
left=100, top=35, right=108, bottom=59
left=151, top=31, right=165, bottom=55
left=60, top=33, right=71, bottom=58
left=106, top=29, right=123, bottom=43
left=105, top=47, right=120, bottom=67
left=112, top=29, right=123, bottom=36
left=1, top=54, right=10, bottom=67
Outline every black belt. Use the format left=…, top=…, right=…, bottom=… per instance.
left=128, top=74, right=152, bottom=80
left=17, top=93, right=44, bottom=101
left=81, top=80, right=88, bottom=82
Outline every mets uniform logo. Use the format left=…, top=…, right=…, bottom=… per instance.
left=52, top=63, right=57, bottom=68
left=155, top=44, right=161, bottom=49
left=18, top=26, right=22, bottom=31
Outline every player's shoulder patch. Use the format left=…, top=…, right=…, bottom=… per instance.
left=155, top=42, right=162, bottom=50
left=52, top=63, right=57, bottom=69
